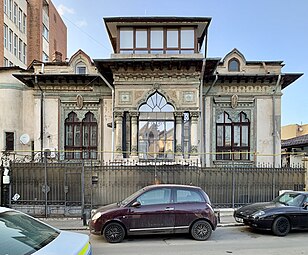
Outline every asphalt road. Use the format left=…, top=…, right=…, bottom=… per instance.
left=76, top=226, right=308, bottom=255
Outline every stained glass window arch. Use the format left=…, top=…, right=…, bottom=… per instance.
left=138, top=92, right=175, bottom=160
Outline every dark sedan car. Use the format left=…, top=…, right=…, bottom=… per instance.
left=89, top=184, right=217, bottom=243
left=234, top=191, right=308, bottom=236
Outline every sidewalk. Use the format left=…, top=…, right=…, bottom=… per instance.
left=38, top=208, right=242, bottom=230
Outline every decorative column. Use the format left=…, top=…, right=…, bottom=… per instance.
left=130, top=111, right=139, bottom=159
left=190, top=111, right=200, bottom=159
left=174, top=112, right=183, bottom=162
left=114, top=111, right=124, bottom=159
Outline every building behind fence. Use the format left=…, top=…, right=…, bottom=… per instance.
left=2, top=160, right=306, bottom=217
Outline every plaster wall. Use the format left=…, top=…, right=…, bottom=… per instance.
left=103, top=98, right=112, bottom=161
left=256, top=97, right=281, bottom=166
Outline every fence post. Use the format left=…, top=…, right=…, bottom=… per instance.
left=303, top=157, right=308, bottom=191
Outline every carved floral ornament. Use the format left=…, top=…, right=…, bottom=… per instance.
left=231, top=94, right=238, bottom=109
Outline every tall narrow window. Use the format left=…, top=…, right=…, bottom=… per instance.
left=9, top=29, right=13, bottom=52
left=82, top=112, right=98, bottom=159
left=18, top=38, right=22, bottom=60
left=216, top=111, right=250, bottom=160
left=4, top=24, right=8, bottom=49
left=5, top=132, right=14, bottom=151
left=13, top=34, right=17, bottom=56
left=139, top=92, right=175, bottom=160
left=23, top=14, right=26, bottom=33
left=4, top=0, right=7, bottom=15
left=65, top=112, right=98, bottom=159
left=8, top=0, right=12, bottom=19
left=13, top=3, right=17, bottom=24
left=18, top=8, right=22, bottom=31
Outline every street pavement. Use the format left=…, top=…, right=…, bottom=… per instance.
left=38, top=208, right=241, bottom=230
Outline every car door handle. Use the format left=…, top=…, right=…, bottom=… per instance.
left=165, top=207, right=174, bottom=211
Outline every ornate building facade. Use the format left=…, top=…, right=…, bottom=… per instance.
left=5, top=16, right=303, bottom=167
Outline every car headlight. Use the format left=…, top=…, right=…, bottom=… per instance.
left=252, top=210, right=265, bottom=218
left=91, top=212, right=102, bottom=221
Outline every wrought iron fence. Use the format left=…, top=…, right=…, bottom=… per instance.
left=4, top=160, right=305, bottom=217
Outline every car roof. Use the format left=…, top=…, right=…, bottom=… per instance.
left=0, top=207, right=13, bottom=213
left=144, top=184, right=201, bottom=190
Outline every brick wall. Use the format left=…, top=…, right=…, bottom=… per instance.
left=49, top=1, right=67, bottom=61
left=27, top=0, right=43, bottom=66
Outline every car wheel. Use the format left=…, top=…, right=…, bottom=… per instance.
left=103, top=222, right=125, bottom=243
left=272, top=216, right=290, bottom=236
left=190, top=220, right=212, bottom=241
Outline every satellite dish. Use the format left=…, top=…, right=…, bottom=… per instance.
left=20, top=134, right=30, bottom=145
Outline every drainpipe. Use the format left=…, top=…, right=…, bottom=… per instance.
left=35, top=75, right=44, bottom=161
left=204, top=74, right=218, bottom=166
left=199, top=60, right=206, bottom=167
left=98, top=73, right=115, bottom=161
left=272, top=74, right=282, bottom=167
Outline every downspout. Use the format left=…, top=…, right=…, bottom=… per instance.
left=200, top=59, right=206, bottom=167
left=98, top=73, right=115, bottom=161
left=272, top=74, right=282, bottom=167
left=204, top=74, right=218, bottom=166
left=35, top=75, right=44, bottom=161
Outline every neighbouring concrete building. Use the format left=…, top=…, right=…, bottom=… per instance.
left=3, top=16, right=303, bottom=167
left=0, top=0, right=67, bottom=68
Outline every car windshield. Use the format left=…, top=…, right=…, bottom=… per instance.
left=0, top=211, right=60, bottom=255
left=119, top=188, right=146, bottom=206
left=273, top=193, right=305, bottom=207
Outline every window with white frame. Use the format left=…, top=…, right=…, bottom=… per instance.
left=18, top=38, right=22, bottom=60
left=9, top=29, right=13, bottom=52
left=13, top=3, right=17, bottom=25
left=23, top=43, right=26, bottom=63
left=13, top=34, right=17, bottom=56
left=4, top=0, right=8, bottom=15
left=43, top=24, right=49, bottom=41
left=23, top=14, right=26, bottom=33
left=18, top=8, right=22, bottom=31
left=4, top=57, right=8, bottom=67
left=42, top=51, right=49, bottom=62
left=8, top=0, right=12, bottom=20
left=4, top=24, right=8, bottom=49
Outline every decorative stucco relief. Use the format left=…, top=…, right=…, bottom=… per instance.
left=219, top=85, right=271, bottom=94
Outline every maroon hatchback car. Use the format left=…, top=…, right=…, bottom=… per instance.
left=89, top=184, right=217, bottom=243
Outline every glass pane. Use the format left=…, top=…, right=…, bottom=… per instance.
left=225, top=126, right=231, bottom=146
left=181, top=49, right=195, bottom=54
left=166, top=50, right=180, bottom=54
left=91, top=126, right=97, bottom=146
left=181, top=29, right=194, bottom=48
left=83, top=126, right=89, bottom=146
left=150, top=50, right=163, bottom=54
left=242, top=126, right=249, bottom=146
left=134, top=50, right=148, bottom=54
left=229, top=60, right=239, bottom=71
left=167, top=29, right=178, bottom=48
left=120, top=29, right=133, bottom=49
left=216, top=113, right=224, bottom=123
left=136, top=29, right=147, bottom=48
left=74, top=125, right=81, bottom=146
left=120, top=50, right=134, bottom=54
left=217, top=126, right=223, bottom=146
left=150, top=29, right=163, bottom=48
left=234, top=126, right=240, bottom=147
left=137, top=188, right=171, bottom=205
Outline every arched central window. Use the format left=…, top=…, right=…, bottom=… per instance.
left=138, top=92, right=174, bottom=160
left=65, top=111, right=97, bottom=159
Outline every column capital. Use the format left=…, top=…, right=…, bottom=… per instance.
left=129, top=111, right=139, bottom=118
left=114, top=111, right=124, bottom=119
left=190, top=111, right=200, bottom=118
left=174, top=111, right=184, bottom=118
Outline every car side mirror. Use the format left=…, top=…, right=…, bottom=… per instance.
left=132, top=201, right=141, bottom=207
left=303, top=202, right=308, bottom=210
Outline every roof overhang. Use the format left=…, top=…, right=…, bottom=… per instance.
left=13, top=73, right=104, bottom=87
left=204, top=73, right=303, bottom=88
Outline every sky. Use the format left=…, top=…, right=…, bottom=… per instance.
left=51, top=0, right=308, bottom=126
